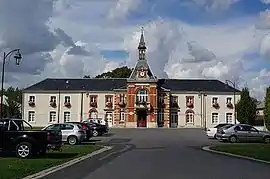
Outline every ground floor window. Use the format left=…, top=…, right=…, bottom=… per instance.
left=226, top=113, right=233, bottom=124
left=186, top=113, right=194, bottom=124
left=90, top=111, right=98, bottom=118
left=105, top=112, right=113, bottom=125
left=49, top=111, right=56, bottom=123
left=120, top=111, right=125, bottom=121
left=64, top=111, right=71, bottom=122
left=28, top=111, right=35, bottom=122
left=211, top=113, right=219, bottom=124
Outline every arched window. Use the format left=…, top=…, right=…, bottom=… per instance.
left=136, top=89, right=148, bottom=102
left=185, top=109, right=194, bottom=124
left=89, top=109, right=98, bottom=119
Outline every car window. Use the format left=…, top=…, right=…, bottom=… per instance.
left=77, top=124, right=82, bottom=129
left=46, top=124, right=60, bottom=130
left=242, top=125, right=257, bottom=132
left=61, top=124, right=74, bottom=130
left=234, top=125, right=242, bottom=131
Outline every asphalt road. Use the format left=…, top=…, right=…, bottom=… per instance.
left=44, top=128, right=270, bottom=179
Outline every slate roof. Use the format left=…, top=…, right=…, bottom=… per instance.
left=23, top=78, right=240, bottom=93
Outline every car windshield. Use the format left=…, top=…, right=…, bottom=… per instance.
left=214, top=124, right=227, bottom=128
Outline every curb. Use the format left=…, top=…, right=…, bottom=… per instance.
left=23, top=145, right=113, bottom=179
left=202, top=146, right=270, bottom=165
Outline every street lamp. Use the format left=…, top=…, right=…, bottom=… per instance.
left=1, top=49, right=22, bottom=119
left=225, top=80, right=237, bottom=124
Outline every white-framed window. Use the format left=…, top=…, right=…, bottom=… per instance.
left=50, top=96, right=56, bottom=103
left=120, top=94, right=125, bottom=102
left=49, top=111, right=57, bottom=123
left=226, top=113, right=233, bottom=124
left=136, top=89, right=148, bottom=102
left=29, top=96, right=35, bottom=102
left=90, top=96, right=97, bottom=102
left=106, top=96, right=112, bottom=102
left=226, top=97, right=232, bottom=104
left=28, top=111, right=35, bottom=122
left=90, top=111, right=98, bottom=118
left=120, top=111, right=125, bottom=121
left=64, top=96, right=70, bottom=103
left=64, top=112, right=71, bottom=122
left=212, top=97, right=218, bottom=104
left=186, top=112, right=194, bottom=124
left=211, top=113, right=219, bottom=124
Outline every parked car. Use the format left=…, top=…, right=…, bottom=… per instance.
left=206, top=123, right=233, bottom=139
left=83, top=121, right=108, bottom=137
left=42, top=123, right=86, bottom=145
left=66, top=122, right=92, bottom=141
left=0, top=118, right=62, bottom=158
left=216, top=124, right=270, bottom=143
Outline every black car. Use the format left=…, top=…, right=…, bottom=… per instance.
left=66, top=122, right=92, bottom=141
left=83, top=121, right=108, bottom=137
left=0, top=119, right=62, bottom=158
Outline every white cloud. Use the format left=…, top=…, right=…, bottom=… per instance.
left=108, top=0, right=142, bottom=21
left=0, top=0, right=270, bottom=101
left=261, top=0, right=270, bottom=4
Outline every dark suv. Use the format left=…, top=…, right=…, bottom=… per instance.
left=0, top=119, right=62, bottom=158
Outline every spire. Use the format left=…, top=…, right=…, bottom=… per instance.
left=138, top=27, right=146, bottom=50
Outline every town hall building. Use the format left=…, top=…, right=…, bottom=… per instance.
left=22, top=30, right=240, bottom=128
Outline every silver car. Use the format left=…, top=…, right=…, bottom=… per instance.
left=42, top=123, right=86, bottom=145
left=216, top=124, right=270, bottom=143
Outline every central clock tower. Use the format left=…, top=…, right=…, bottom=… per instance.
left=126, top=27, right=158, bottom=128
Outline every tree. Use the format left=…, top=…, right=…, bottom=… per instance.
left=3, top=87, right=22, bottom=118
left=236, top=88, right=257, bottom=124
left=83, top=75, right=91, bottom=79
left=94, top=66, right=132, bottom=78
left=264, top=87, right=270, bottom=130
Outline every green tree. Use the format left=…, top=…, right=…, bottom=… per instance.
left=83, top=75, right=91, bottom=78
left=236, top=88, right=257, bottom=124
left=3, top=87, right=22, bottom=118
left=94, top=66, right=132, bottom=78
left=264, top=87, right=270, bottom=130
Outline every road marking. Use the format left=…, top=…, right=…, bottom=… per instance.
left=202, top=146, right=270, bottom=165
left=23, top=146, right=113, bottom=179
left=98, top=145, right=131, bottom=161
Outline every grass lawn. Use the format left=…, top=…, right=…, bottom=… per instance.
left=0, top=144, right=101, bottom=179
left=210, top=143, right=270, bottom=161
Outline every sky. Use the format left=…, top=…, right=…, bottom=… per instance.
left=1, top=0, right=270, bottom=100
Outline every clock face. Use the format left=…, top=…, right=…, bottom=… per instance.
left=139, top=71, right=145, bottom=77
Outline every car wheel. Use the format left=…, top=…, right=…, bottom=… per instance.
left=68, top=136, right=78, bottom=145
left=263, top=136, right=270, bottom=143
left=229, top=136, right=237, bottom=143
left=214, top=134, right=217, bottom=139
left=16, top=142, right=32, bottom=158
left=92, top=130, right=99, bottom=137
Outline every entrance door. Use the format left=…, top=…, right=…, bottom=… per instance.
left=170, top=111, right=178, bottom=128
left=137, top=110, right=147, bottom=127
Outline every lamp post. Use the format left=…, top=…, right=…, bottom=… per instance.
left=225, top=80, right=237, bottom=124
left=1, top=49, right=22, bottom=119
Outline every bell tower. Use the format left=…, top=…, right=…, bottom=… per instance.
left=126, top=27, right=158, bottom=128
